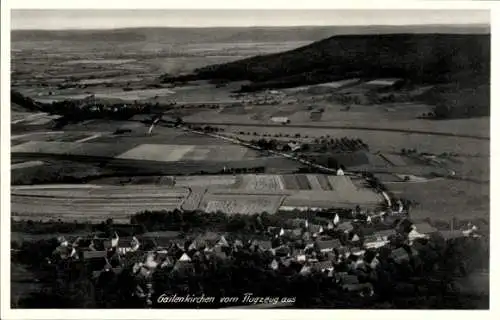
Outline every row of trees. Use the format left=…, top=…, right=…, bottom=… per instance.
left=311, top=137, right=369, bottom=153
left=188, top=125, right=225, bottom=133
left=11, top=219, right=143, bottom=236
left=247, top=137, right=368, bottom=154
left=130, top=210, right=298, bottom=234
left=238, top=131, right=311, bottom=139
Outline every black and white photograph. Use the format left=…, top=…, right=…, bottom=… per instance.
left=1, top=0, right=495, bottom=316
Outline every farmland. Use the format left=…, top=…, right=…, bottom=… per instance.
left=11, top=185, right=191, bottom=223
left=116, top=144, right=258, bottom=162
left=201, top=194, right=284, bottom=215
left=10, top=26, right=489, bottom=224
left=10, top=174, right=385, bottom=222
left=10, top=120, right=301, bottom=181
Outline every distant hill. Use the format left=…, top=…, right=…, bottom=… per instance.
left=11, top=24, right=489, bottom=44
left=169, top=33, right=489, bottom=92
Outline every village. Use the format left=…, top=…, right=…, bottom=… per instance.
left=39, top=201, right=484, bottom=308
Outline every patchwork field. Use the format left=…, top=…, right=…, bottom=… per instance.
left=10, top=127, right=263, bottom=166
left=240, top=174, right=285, bottom=191
left=11, top=174, right=384, bottom=221
left=201, top=194, right=284, bottom=215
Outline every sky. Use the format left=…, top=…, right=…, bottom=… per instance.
left=11, top=9, right=490, bottom=30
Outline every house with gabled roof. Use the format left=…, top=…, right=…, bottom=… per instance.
left=295, top=253, right=307, bottom=262
left=299, top=265, right=312, bottom=275
left=312, top=260, right=334, bottom=272
left=309, top=224, right=322, bottom=234
left=217, top=235, right=230, bottom=247
left=173, top=253, right=194, bottom=274
left=304, top=241, right=315, bottom=250
left=373, top=229, right=397, bottom=241
left=337, top=222, right=354, bottom=233
left=267, top=226, right=281, bottom=234
left=291, top=228, right=303, bottom=238
left=178, top=253, right=191, bottom=262
left=316, top=239, right=342, bottom=253
left=408, top=229, right=428, bottom=243
left=350, top=247, right=365, bottom=257
left=258, top=240, right=273, bottom=251
left=280, top=257, right=293, bottom=268
left=350, top=233, right=361, bottom=243
left=52, top=244, right=74, bottom=260
left=412, top=222, right=438, bottom=235
left=250, top=240, right=273, bottom=252
left=363, top=235, right=389, bottom=250
left=273, top=245, right=291, bottom=257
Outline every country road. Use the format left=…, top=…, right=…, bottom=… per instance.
left=184, top=122, right=490, bottom=141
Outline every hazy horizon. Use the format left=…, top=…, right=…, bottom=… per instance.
left=11, top=9, right=490, bottom=31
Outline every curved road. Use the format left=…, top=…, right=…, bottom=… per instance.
left=185, top=122, right=489, bottom=141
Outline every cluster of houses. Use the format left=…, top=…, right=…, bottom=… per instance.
left=47, top=211, right=481, bottom=307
